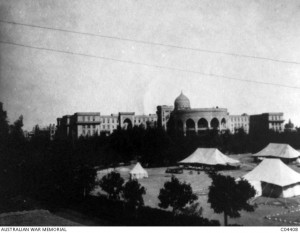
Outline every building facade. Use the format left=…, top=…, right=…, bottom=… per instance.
left=228, top=114, right=250, bottom=134
left=163, top=92, right=229, bottom=135
left=156, top=105, right=173, bottom=130
left=55, top=92, right=285, bottom=139
left=249, top=112, right=284, bottom=135
left=57, top=112, right=158, bottom=139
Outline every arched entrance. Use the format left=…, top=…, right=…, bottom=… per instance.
left=186, top=119, right=195, bottom=130
left=198, top=118, right=208, bottom=130
left=221, top=118, right=226, bottom=130
left=186, top=119, right=196, bottom=136
left=123, top=118, right=132, bottom=129
left=210, top=118, right=219, bottom=130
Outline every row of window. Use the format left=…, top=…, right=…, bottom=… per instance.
left=231, top=117, right=248, bottom=122
left=102, top=125, right=117, bottom=130
left=269, top=116, right=282, bottom=121
left=270, top=122, right=282, bottom=126
left=81, top=125, right=97, bottom=129
left=80, top=116, right=98, bottom=122
left=271, top=126, right=283, bottom=131
left=88, top=117, right=158, bottom=124
left=101, top=118, right=118, bottom=123
left=82, top=129, right=97, bottom=135
left=135, top=118, right=156, bottom=122
left=231, top=124, right=248, bottom=128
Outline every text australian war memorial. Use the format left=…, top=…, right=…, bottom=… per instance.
left=56, top=92, right=285, bottom=139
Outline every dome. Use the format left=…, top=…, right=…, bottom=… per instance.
left=174, top=92, right=191, bottom=110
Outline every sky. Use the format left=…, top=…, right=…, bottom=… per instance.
left=0, top=0, right=300, bottom=130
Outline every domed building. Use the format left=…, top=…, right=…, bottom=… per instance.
left=174, top=92, right=191, bottom=110
left=157, top=92, right=229, bottom=135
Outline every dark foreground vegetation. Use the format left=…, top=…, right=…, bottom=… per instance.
left=71, top=195, right=219, bottom=226
left=0, top=105, right=299, bottom=225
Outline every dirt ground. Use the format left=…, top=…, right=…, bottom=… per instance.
left=93, top=153, right=300, bottom=226
left=0, top=210, right=81, bottom=226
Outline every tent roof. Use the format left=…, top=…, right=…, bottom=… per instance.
left=130, top=162, right=148, bottom=175
left=253, top=143, right=300, bottom=159
left=179, top=148, right=240, bottom=166
left=243, top=158, right=300, bottom=187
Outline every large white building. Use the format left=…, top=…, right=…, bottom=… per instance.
left=56, top=92, right=284, bottom=139
left=228, top=114, right=250, bottom=134
left=57, top=112, right=157, bottom=139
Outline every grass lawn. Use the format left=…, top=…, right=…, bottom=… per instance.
left=92, top=153, right=300, bottom=226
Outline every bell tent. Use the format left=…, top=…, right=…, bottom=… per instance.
left=179, top=148, right=240, bottom=168
left=243, top=158, right=300, bottom=198
left=130, top=162, right=148, bottom=179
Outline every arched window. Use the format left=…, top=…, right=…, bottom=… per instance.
left=186, top=119, right=195, bottom=131
left=198, top=118, right=208, bottom=129
left=221, top=118, right=226, bottom=129
left=210, top=118, right=219, bottom=129
left=123, top=118, right=132, bottom=129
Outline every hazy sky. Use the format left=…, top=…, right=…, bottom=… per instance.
left=1, top=0, right=300, bottom=130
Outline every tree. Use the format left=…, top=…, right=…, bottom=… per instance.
left=285, top=119, right=295, bottom=132
left=0, top=102, right=9, bottom=147
left=74, top=165, right=96, bottom=199
left=141, top=128, right=172, bottom=166
left=9, top=115, right=25, bottom=147
left=207, top=172, right=256, bottom=226
left=181, top=202, right=203, bottom=218
left=98, top=171, right=124, bottom=200
left=122, top=179, right=146, bottom=210
left=158, top=176, right=198, bottom=214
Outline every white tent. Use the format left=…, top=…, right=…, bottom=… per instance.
left=243, top=158, right=300, bottom=198
left=253, top=143, right=300, bottom=159
left=130, top=162, right=148, bottom=179
left=179, top=148, right=240, bottom=166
